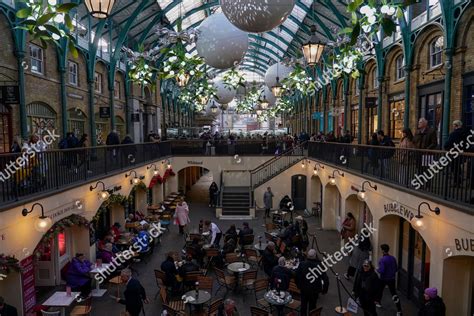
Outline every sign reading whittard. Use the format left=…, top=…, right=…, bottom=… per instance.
left=187, top=161, right=203, bottom=165
left=383, top=202, right=415, bottom=221
left=46, top=199, right=85, bottom=221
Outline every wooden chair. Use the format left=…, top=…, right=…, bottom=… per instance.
left=197, top=275, right=214, bottom=294
left=287, top=280, right=301, bottom=312
left=69, top=297, right=92, bottom=316
left=241, top=234, right=255, bottom=248
left=214, top=268, right=236, bottom=297
left=244, top=248, right=261, bottom=269
left=183, top=270, right=202, bottom=290
left=250, top=306, right=270, bottom=316
left=225, top=252, right=239, bottom=264
left=253, top=279, right=271, bottom=311
left=207, top=298, right=224, bottom=316
left=154, top=269, right=167, bottom=299
left=159, top=287, right=185, bottom=314
left=309, top=307, right=323, bottom=316
left=107, top=275, right=123, bottom=297
left=204, top=248, right=220, bottom=270
left=241, top=269, right=258, bottom=290
left=162, top=303, right=185, bottom=316
left=189, top=233, right=202, bottom=241
left=265, top=223, right=275, bottom=231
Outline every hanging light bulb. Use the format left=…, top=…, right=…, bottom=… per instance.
left=22, top=203, right=53, bottom=233
left=302, top=25, right=326, bottom=66
left=272, top=76, right=283, bottom=98
left=176, top=73, right=190, bottom=87
left=260, top=96, right=270, bottom=110
left=329, top=176, right=336, bottom=185
left=313, top=167, right=318, bottom=175
left=85, top=0, right=116, bottom=19
left=153, top=170, right=159, bottom=176
left=357, top=190, right=367, bottom=201
left=132, top=176, right=140, bottom=185
left=210, top=102, right=218, bottom=113
left=99, top=190, right=110, bottom=201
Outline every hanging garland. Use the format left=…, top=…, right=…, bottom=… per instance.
left=16, top=0, right=79, bottom=57
left=122, top=46, right=159, bottom=86
left=0, top=254, right=20, bottom=275
left=91, top=193, right=128, bottom=223
left=235, top=87, right=261, bottom=114
left=281, top=64, right=317, bottom=96
left=178, top=77, right=217, bottom=112
left=158, top=44, right=205, bottom=85
left=223, top=68, right=246, bottom=90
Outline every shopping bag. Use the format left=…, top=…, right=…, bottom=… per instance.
left=347, top=297, right=358, bottom=314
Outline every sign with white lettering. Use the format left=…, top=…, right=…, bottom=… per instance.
left=383, top=202, right=415, bottom=221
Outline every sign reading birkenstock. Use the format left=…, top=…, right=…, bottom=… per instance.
left=383, top=202, right=415, bottom=221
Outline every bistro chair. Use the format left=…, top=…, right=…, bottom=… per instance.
left=250, top=306, right=270, bottom=316
left=107, top=275, right=123, bottom=297
left=241, top=269, right=258, bottom=290
left=69, top=297, right=92, bottom=316
left=206, top=298, right=224, bottom=316
left=253, top=279, right=271, bottom=311
left=162, top=303, right=185, bottom=316
left=183, top=270, right=203, bottom=290
left=154, top=269, right=167, bottom=299
left=225, top=252, right=239, bottom=264
left=204, top=248, right=220, bottom=271
left=287, top=280, right=301, bottom=312
left=159, top=287, right=185, bottom=314
left=244, top=248, right=261, bottom=269
left=197, top=275, right=214, bottom=294
left=214, top=268, right=236, bottom=297
left=309, top=307, right=323, bottom=316
left=241, top=234, right=255, bottom=248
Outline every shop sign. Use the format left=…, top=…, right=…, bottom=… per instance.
left=0, top=86, right=20, bottom=104
left=187, top=161, right=203, bottom=165
left=383, top=202, right=415, bottom=221
left=454, top=238, right=474, bottom=253
left=20, top=256, right=36, bottom=313
left=99, top=107, right=110, bottom=118
left=46, top=199, right=84, bottom=222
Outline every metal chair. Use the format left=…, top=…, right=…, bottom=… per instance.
left=69, top=297, right=92, bottom=316
left=244, top=248, right=261, bottom=269
left=154, top=269, right=167, bottom=299
left=241, top=234, right=255, bottom=248
left=204, top=248, right=219, bottom=271
left=197, top=275, right=214, bottom=294
left=241, top=269, right=258, bottom=290
left=214, top=268, right=236, bottom=297
left=225, top=252, right=239, bottom=264
left=162, top=303, right=186, bottom=316
left=159, top=287, right=186, bottom=314
left=183, top=270, right=203, bottom=290
left=253, top=279, right=271, bottom=311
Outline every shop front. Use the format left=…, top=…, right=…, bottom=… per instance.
left=418, top=82, right=443, bottom=147
left=365, top=97, right=378, bottom=142
left=389, top=93, right=405, bottom=140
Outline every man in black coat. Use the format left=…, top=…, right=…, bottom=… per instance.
left=116, top=269, right=148, bottom=316
left=295, top=249, right=329, bottom=316
left=353, top=260, right=380, bottom=316
left=414, top=118, right=438, bottom=150
left=161, top=252, right=181, bottom=293
left=0, top=297, right=17, bottom=316
left=444, top=120, right=468, bottom=186
left=262, top=242, right=279, bottom=277
left=270, top=257, right=293, bottom=291
left=178, top=256, right=199, bottom=287
left=238, top=222, right=254, bottom=247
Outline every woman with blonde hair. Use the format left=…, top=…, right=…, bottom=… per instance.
left=174, top=198, right=190, bottom=234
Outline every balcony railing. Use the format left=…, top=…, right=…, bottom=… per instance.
left=169, top=139, right=278, bottom=156
left=308, top=142, right=474, bottom=210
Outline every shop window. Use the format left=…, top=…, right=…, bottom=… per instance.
left=463, top=84, right=474, bottom=131
left=351, top=105, right=359, bottom=138
left=419, top=92, right=442, bottom=146
left=58, top=232, right=67, bottom=257
left=116, top=116, right=125, bottom=139
left=366, top=97, right=378, bottom=140
left=27, top=102, right=57, bottom=137
left=373, top=67, right=378, bottom=89
left=114, top=80, right=121, bottom=99
left=68, top=108, right=86, bottom=137
left=94, top=72, right=103, bottom=93
left=390, top=97, right=405, bottom=140
left=29, top=44, right=44, bottom=74
left=95, top=113, right=110, bottom=145
left=429, top=37, right=443, bottom=69
left=68, top=61, right=78, bottom=86
left=0, top=104, right=12, bottom=153
left=396, top=55, right=405, bottom=81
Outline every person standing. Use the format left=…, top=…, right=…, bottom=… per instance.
left=263, top=187, right=274, bottom=218
left=414, top=118, right=438, bottom=150
left=174, top=199, right=190, bottom=234
left=295, top=249, right=329, bottom=316
left=418, top=287, right=446, bottom=316
left=270, top=257, right=293, bottom=291
left=376, top=244, right=402, bottom=315
left=444, top=120, right=467, bottom=187
left=116, top=269, right=149, bottom=316
left=345, top=235, right=372, bottom=280
left=0, top=296, right=18, bottom=316
left=341, top=212, right=356, bottom=244
left=353, top=260, right=380, bottom=316
left=398, top=128, right=415, bottom=184
left=205, top=220, right=222, bottom=247
left=209, top=182, right=219, bottom=207
left=106, top=129, right=121, bottom=162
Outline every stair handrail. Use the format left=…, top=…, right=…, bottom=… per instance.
left=250, top=141, right=307, bottom=174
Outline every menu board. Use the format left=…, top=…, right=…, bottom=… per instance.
left=20, top=256, right=36, bottom=313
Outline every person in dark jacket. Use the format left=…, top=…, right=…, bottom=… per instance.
left=444, top=120, right=468, bottom=187
left=106, top=129, right=121, bottom=161
left=279, top=195, right=292, bottom=211
left=270, top=257, right=292, bottom=291
left=418, top=287, right=446, bottom=316
left=116, top=269, right=148, bottom=316
left=366, top=133, right=380, bottom=174
left=414, top=118, right=438, bottom=150
left=295, top=249, right=329, bottom=316
left=0, top=296, right=18, bottom=316
left=160, top=252, right=181, bottom=293
left=376, top=244, right=402, bottom=313
left=238, top=222, right=253, bottom=247
left=10, top=138, right=21, bottom=153
left=262, top=242, right=279, bottom=277
left=224, top=225, right=238, bottom=244
left=178, top=256, right=199, bottom=287
left=66, top=253, right=93, bottom=301
left=209, top=182, right=219, bottom=207
left=353, top=260, right=380, bottom=316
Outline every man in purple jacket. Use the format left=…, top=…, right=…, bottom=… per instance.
left=376, top=244, right=402, bottom=315
left=66, top=253, right=93, bottom=302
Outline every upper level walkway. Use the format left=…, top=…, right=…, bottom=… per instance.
left=1, top=140, right=473, bottom=212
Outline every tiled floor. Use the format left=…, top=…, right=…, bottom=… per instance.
left=69, top=172, right=418, bottom=315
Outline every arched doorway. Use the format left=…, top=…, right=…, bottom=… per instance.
left=322, top=183, right=342, bottom=230
left=310, top=175, right=323, bottom=226
left=442, top=255, right=474, bottom=316
left=291, top=174, right=307, bottom=210
left=95, top=112, right=110, bottom=145
left=0, top=104, right=12, bottom=153
left=345, top=194, right=373, bottom=231
left=178, top=167, right=214, bottom=205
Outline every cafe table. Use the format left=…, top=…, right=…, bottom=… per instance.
left=227, top=262, right=250, bottom=291
left=183, top=290, right=211, bottom=314
left=42, top=291, right=79, bottom=316
left=90, top=263, right=113, bottom=296
left=254, top=242, right=267, bottom=252
left=264, top=290, right=293, bottom=316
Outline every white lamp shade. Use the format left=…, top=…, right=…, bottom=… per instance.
left=196, top=13, right=249, bottom=69
left=85, top=0, right=116, bottom=19
left=221, top=0, right=296, bottom=33
left=35, top=217, right=52, bottom=233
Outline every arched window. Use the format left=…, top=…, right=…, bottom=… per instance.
left=429, top=36, right=443, bottom=68
left=395, top=54, right=405, bottom=81
left=67, top=108, right=86, bottom=137
left=27, top=102, right=57, bottom=136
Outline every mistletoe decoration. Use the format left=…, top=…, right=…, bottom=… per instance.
left=223, top=68, right=246, bottom=90
left=16, top=0, right=79, bottom=57
left=235, top=86, right=261, bottom=114
left=122, top=46, right=159, bottom=86
left=0, top=254, right=20, bottom=275
left=179, top=78, right=217, bottom=112
left=158, top=44, right=205, bottom=85
left=282, top=64, right=317, bottom=96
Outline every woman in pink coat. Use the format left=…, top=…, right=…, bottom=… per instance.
left=174, top=199, right=190, bottom=234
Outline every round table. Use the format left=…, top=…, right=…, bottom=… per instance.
left=254, top=242, right=267, bottom=251
left=227, top=262, right=250, bottom=292
left=184, top=290, right=211, bottom=313
left=264, top=290, right=293, bottom=316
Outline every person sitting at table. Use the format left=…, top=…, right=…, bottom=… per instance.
left=188, top=237, right=204, bottom=266
left=98, top=234, right=116, bottom=251
left=279, top=221, right=295, bottom=247
left=262, top=242, right=279, bottom=277
left=133, top=227, right=151, bottom=255
left=224, top=224, right=238, bottom=243
left=270, top=257, right=293, bottom=291
left=178, top=255, right=200, bottom=287
left=111, top=222, right=123, bottom=241
left=160, top=252, right=181, bottom=293
left=66, top=253, right=93, bottom=302
left=98, top=243, right=115, bottom=264
left=205, top=220, right=222, bottom=247
left=238, top=222, right=254, bottom=247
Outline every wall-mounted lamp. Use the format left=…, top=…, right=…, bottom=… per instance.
left=163, top=160, right=172, bottom=169
left=22, top=203, right=52, bottom=233
left=125, top=170, right=144, bottom=185
left=313, top=163, right=324, bottom=176
left=90, top=181, right=110, bottom=201
left=414, top=202, right=440, bottom=228
left=301, top=160, right=306, bottom=168
left=351, top=180, right=378, bottom=202
left=147, top=164, right=159, bottom=176
left=328, top=170, right=344, bottom=185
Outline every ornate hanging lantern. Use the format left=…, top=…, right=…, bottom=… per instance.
left=302, top=25, right=326, bottom=66
left=85, top=0, right=116, bottom=19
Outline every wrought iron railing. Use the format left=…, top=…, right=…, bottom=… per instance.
left=307, top=141, right=474, bottom=209
left=169, top=139, right=278, bottom=156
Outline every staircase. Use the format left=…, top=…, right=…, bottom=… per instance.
left=250, top=143, right=306, bottom=189
left=221, top=187, right=251, bottom=217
